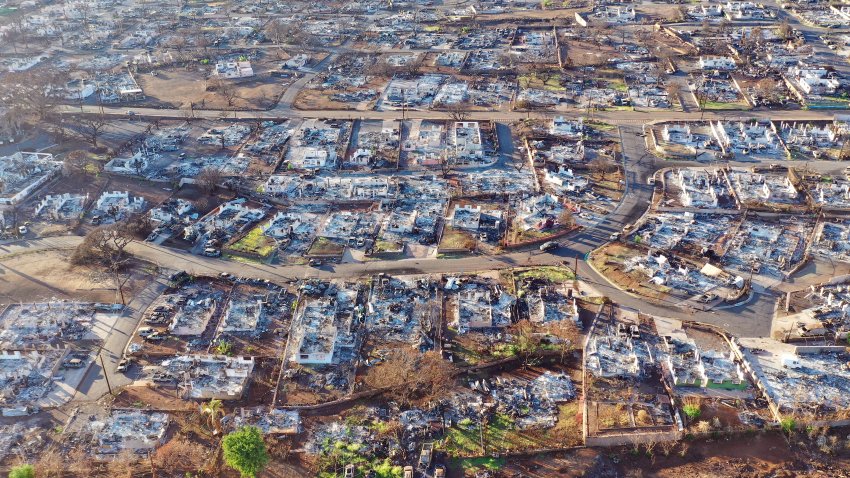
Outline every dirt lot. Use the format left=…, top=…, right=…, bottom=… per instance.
left=454, top=430, right=850, bottom=477
left=0, top=249, right=153, bottom=304
left=293, top=76, right=388, bottom=111
left=137, top=67, right=293, bottom=110
left=590, top=242, right=671, bottom=301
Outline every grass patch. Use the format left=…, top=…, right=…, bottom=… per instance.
left=603, top=105, right=634, bottom=111
left=230, top=226, right=276, bottom=258
left=373, top=239, right=403, bottom=253
left=519, top=74, right=563, bottom=92
left=607, top=79, right=628, bottom=93
left=702, top=100, right=750, bottom=110
left=807, top=97, right=850, bottom=109
left=512, top=226, right=552, bottom=242
left=439, top=227, right=475, bottom=251
left=307, top=236, right=345, bottom=256
left=515, top=266, right=575, bottom=284
left=443, top=413, right=540, bottom=456
left=586, top=120, right=616, bottom=131
left=549, top=402, right=583, bottom=446
left=223, top=253, right=265, bottom=265
left=453, top=457, right=506, bottom=473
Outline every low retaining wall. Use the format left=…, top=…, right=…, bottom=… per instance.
left=585, top=429, right=682, bottom=447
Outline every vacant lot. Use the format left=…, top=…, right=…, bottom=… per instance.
left=138, top=68, right=292, bottom=110
left=0, top=249, right=152, bottom=304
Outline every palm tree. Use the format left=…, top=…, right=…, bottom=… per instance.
left=201, top=399, right=224, bottom=435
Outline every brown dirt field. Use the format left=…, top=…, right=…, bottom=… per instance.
left=590, top=243, right=671, bottom=301
left=112, top=384, right=197, bottom=411
left=137, top=68, right=292, bottom=110
left=566, top=40, right=619, bottom=67
left=293, top=76, right=387, bottom=111
left=0, top=250, right=152, bottom=304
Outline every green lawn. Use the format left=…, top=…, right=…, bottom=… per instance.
left=607, top=79, right=628, bottom=93
left=308, top=237, right=345, bottom=256
left=439, top=227, right=475, bottom=251
left=702, top=100, right=750, bottom=110
left=442, top=413, right=541, bottom=456
left=374, top=239, right=403, bottom=253
left=515, top=266, right=575, bottom=284
left=807, top=96, right=850, bottom=109
left=519, top=74, right=563, bottom=92
left=452, top=457, right=507, bottom=474
left=586, top=120, right=616, bottom=131
left=230, top=226, right=276, bottom=258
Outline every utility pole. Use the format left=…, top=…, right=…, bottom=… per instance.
left=99, top=351, right=113, bottom=395
left=574, top=254, right=579, bottom=279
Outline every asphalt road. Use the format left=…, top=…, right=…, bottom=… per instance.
left=0, top=127, right=779, bottom=341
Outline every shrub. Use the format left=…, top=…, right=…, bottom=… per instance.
left=781, top=417, right=796, bottom=435
left=9, top=465, right=35, bottom=478
left=683, top=404, right=701, bottom=421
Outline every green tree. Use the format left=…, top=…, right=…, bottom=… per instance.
left=222, top=426, right=269, bottom=478
left=9, top=465, right=35, bottom=478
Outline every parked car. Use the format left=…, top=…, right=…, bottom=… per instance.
left=145, top=332, right=166, bottom=342
left=609, top=232, right=621, bottom=241
left=539, top=241, right=559, bottom=252
left=418, top=443, right=434, bottom=469
left=203, top=248, right=221, bottom=257
left=62, top=358, right=84, bottom=368
left=137, top=327, right=156, bottom=337
left=116, top=358, right=131, bottom=373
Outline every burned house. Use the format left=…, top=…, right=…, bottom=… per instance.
left=164, top=355, right=255, bottom=400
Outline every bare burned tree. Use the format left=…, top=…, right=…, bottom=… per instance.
left=778, top=20, right=793, bottom=41
left=589, top=157, right=617, bottom=181
left=168, top=35, right=188, bottom=54
left=665, top=82, right=681, bottom=107
left=512, top=319, right=542, bottom=368
left=66, top=448, right=94, bottom=477
left=35, top=448, right=63, bottom=478
left=446, top=101, right=471, bottom=122
left=72, top=223, right=135, bottom=304
left=754, top=78, right=783, bottom=105
left=547, top=318, right=581, bottom=363
left=219, top=81, right=240, bottom=108
left=558, top=209, right=575, bottom=229
left=63, top=150, right=90, bottom=175
left=265, top=19, right=292, bottom=44
left=363, top=350, right=455, bottom=406
left=77, top=116, right=108, bottom=147
left=107, top=450, right=139, bottom=478
left=0, top=68, right=67, bottom=120
left=153, top=438, right=209, bottom=474
left=510, top=151, right=528, bottom=173
left=198, top=167, right=224, bottom=194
